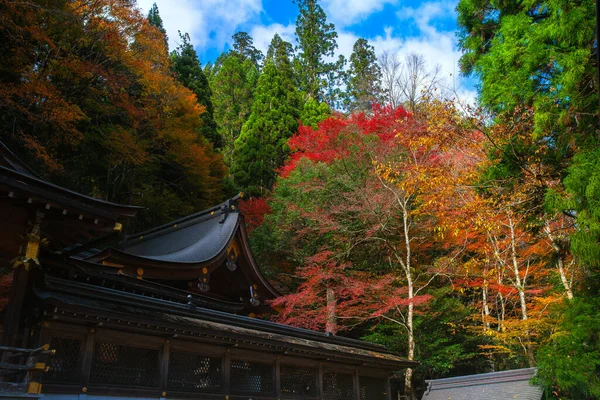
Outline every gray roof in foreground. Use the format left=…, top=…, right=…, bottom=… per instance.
left=121, top=197, right=239, bottom=263
left=422, top=368, right=543, bottom=400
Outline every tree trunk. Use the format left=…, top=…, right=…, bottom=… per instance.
left=326, top=287, right=336, bottom=334
left=405, top=281, right=415, bottom=399
left=402, top=199, right=415, bottom=399
left=508, top=214, right=535, bottom=367
left=544, top=223, right=574, bottom=300
left=482, top=278, right=491, bottom=331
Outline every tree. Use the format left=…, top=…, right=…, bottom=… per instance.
left=211, top=51, right=258, bottom=167
left=259, top=103, right=489, bottom=398
left=232, top=31, right=264, bottom=69
left=378, top=51, right=444, bottom=112
left=266, top=33, right=295, bottom=84
left=536, top=298, right=600, bottom=399
left=346, top=38, right=382, bottom=113
left=0, top=0, right=226, bottom=229
left=398, top=53, right=444, bottom=113
left=379, top=51, right=402, bottom=108
left=232, top=58, right=301, bottom=195
left=171, top=31, right=220, bottom=148
left=293, top=0, right=344, bottom=106
left=299, top=98, right=330, bottom=129
left=457, top=0, right=600, bottom=287
left=147, top=3, right=168, bottom=51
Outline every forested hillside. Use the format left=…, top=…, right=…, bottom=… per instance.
left=1, top=0, right=598, bottom=398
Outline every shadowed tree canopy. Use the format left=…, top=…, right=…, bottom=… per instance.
left=0, top=0, right=226, bottom=229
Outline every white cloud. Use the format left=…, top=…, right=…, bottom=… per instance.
left=250, top=23, right=296, bottom=55
left=321, top=0, right=398, bottom=26
left=136, top=0, right=262, bottom=52
left=134, top=0, right=475, bottom=104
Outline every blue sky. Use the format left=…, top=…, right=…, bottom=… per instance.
left=136, top=0, right=477, bottom=103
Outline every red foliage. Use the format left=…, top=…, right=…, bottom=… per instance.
left=239, top=197, right=271, bottom=233
left=280, top=105, right=410, bottom=177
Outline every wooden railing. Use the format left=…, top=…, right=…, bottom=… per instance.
left=0, top=344, right=54, bottom=395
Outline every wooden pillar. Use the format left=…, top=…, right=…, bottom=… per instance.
left=386, top=375, right=392, bottom=400
left=354, top=367, right=360, bottom=400
left=1, top=210, right=44, bottom=348
left=160, top=339, right=170, bottom=392
left=275, top=356, right=281, bottom=397
left=318, top=362, right=324, bottom=400
left=80, top=328, right=95, bottom=388
left=1, top=266, right=29, bottom=347
left=223, top=348, right=231, bottom=393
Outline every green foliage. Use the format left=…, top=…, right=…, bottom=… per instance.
left=300, top=98, right=330, bottom=129
left=363, top=288, right=490, bottom=388
left=345, top=38, right=382, bottom=113
left=294, top=0, right=345, bottom=106
left=232, top=59, right=301, bottom=195
left=536, top=298, right=600, bottom=399
left=266, top=34, right=296, bottom=87
left=562, top=149, right=600, bottom=272
left=171, top=32, right=220, bottom=148
left=211, top=51, right=259, bottom=166
left=232, top=31, right=265, bottom=69
left=458, top=0, right=597, bottom=135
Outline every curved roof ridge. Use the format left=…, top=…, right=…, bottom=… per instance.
left=124, top=194, right=241, bottom=244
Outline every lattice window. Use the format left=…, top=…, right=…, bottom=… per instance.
left=323, top=371, right=355, bottom=400
left=230, top=359, right=274, bottom=394
left=167, top=351, right=222, bottom=391
left=280, top=365, right=318, bottom=398
left=90, top=342, right=159, bottom=387
left=45, top=337, right=82, bottom=384
left=360, top=376, right=388, bottom=400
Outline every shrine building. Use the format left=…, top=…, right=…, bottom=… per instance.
left=0, top=141, right=415, bottom=400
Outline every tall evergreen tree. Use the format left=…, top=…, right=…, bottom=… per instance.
left=346, top=38, right=382, bottom=113
left=293, top=0, right=344, bottom=106
left=232, top=31, right=264, bottom=69
left=457, top=0, right=600, bottom=397
left=147, top=3, right=168, bottom=51
left=232, top=58, right=301, bottom=195
left=266, top=34, right=294, bottom=74
left=266, top=34, right=298, bottom=97
left=171, top=32, right=220, bottom=148
left=211, top=52, right=258, bottom=167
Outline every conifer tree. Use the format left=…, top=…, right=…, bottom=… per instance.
left=211, top=52, right=258, bottom=167
left=232, top=31, right=264, bottom=69
left=171, top=32, right=220, bottom=148
left=147, top=3, right=168, bottom=50
left=346, top=38, right=382, bottom=113
left=232, top=58, right=301, bottom=195
left=293, top=0, right=344, bottom=106
left=266, top=34, right=295, bottom=78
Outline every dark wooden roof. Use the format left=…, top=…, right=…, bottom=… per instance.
left=422, top=368, right=543, bottom=400
left=0, top=142, right=141, bottom=257
left=36, top=274, right=417, bottom=370
left=122, top=197, right=240, bottom=263
left=83, top=196, right=280, bottom=308
left=0, top=142, right=141, bottom=222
